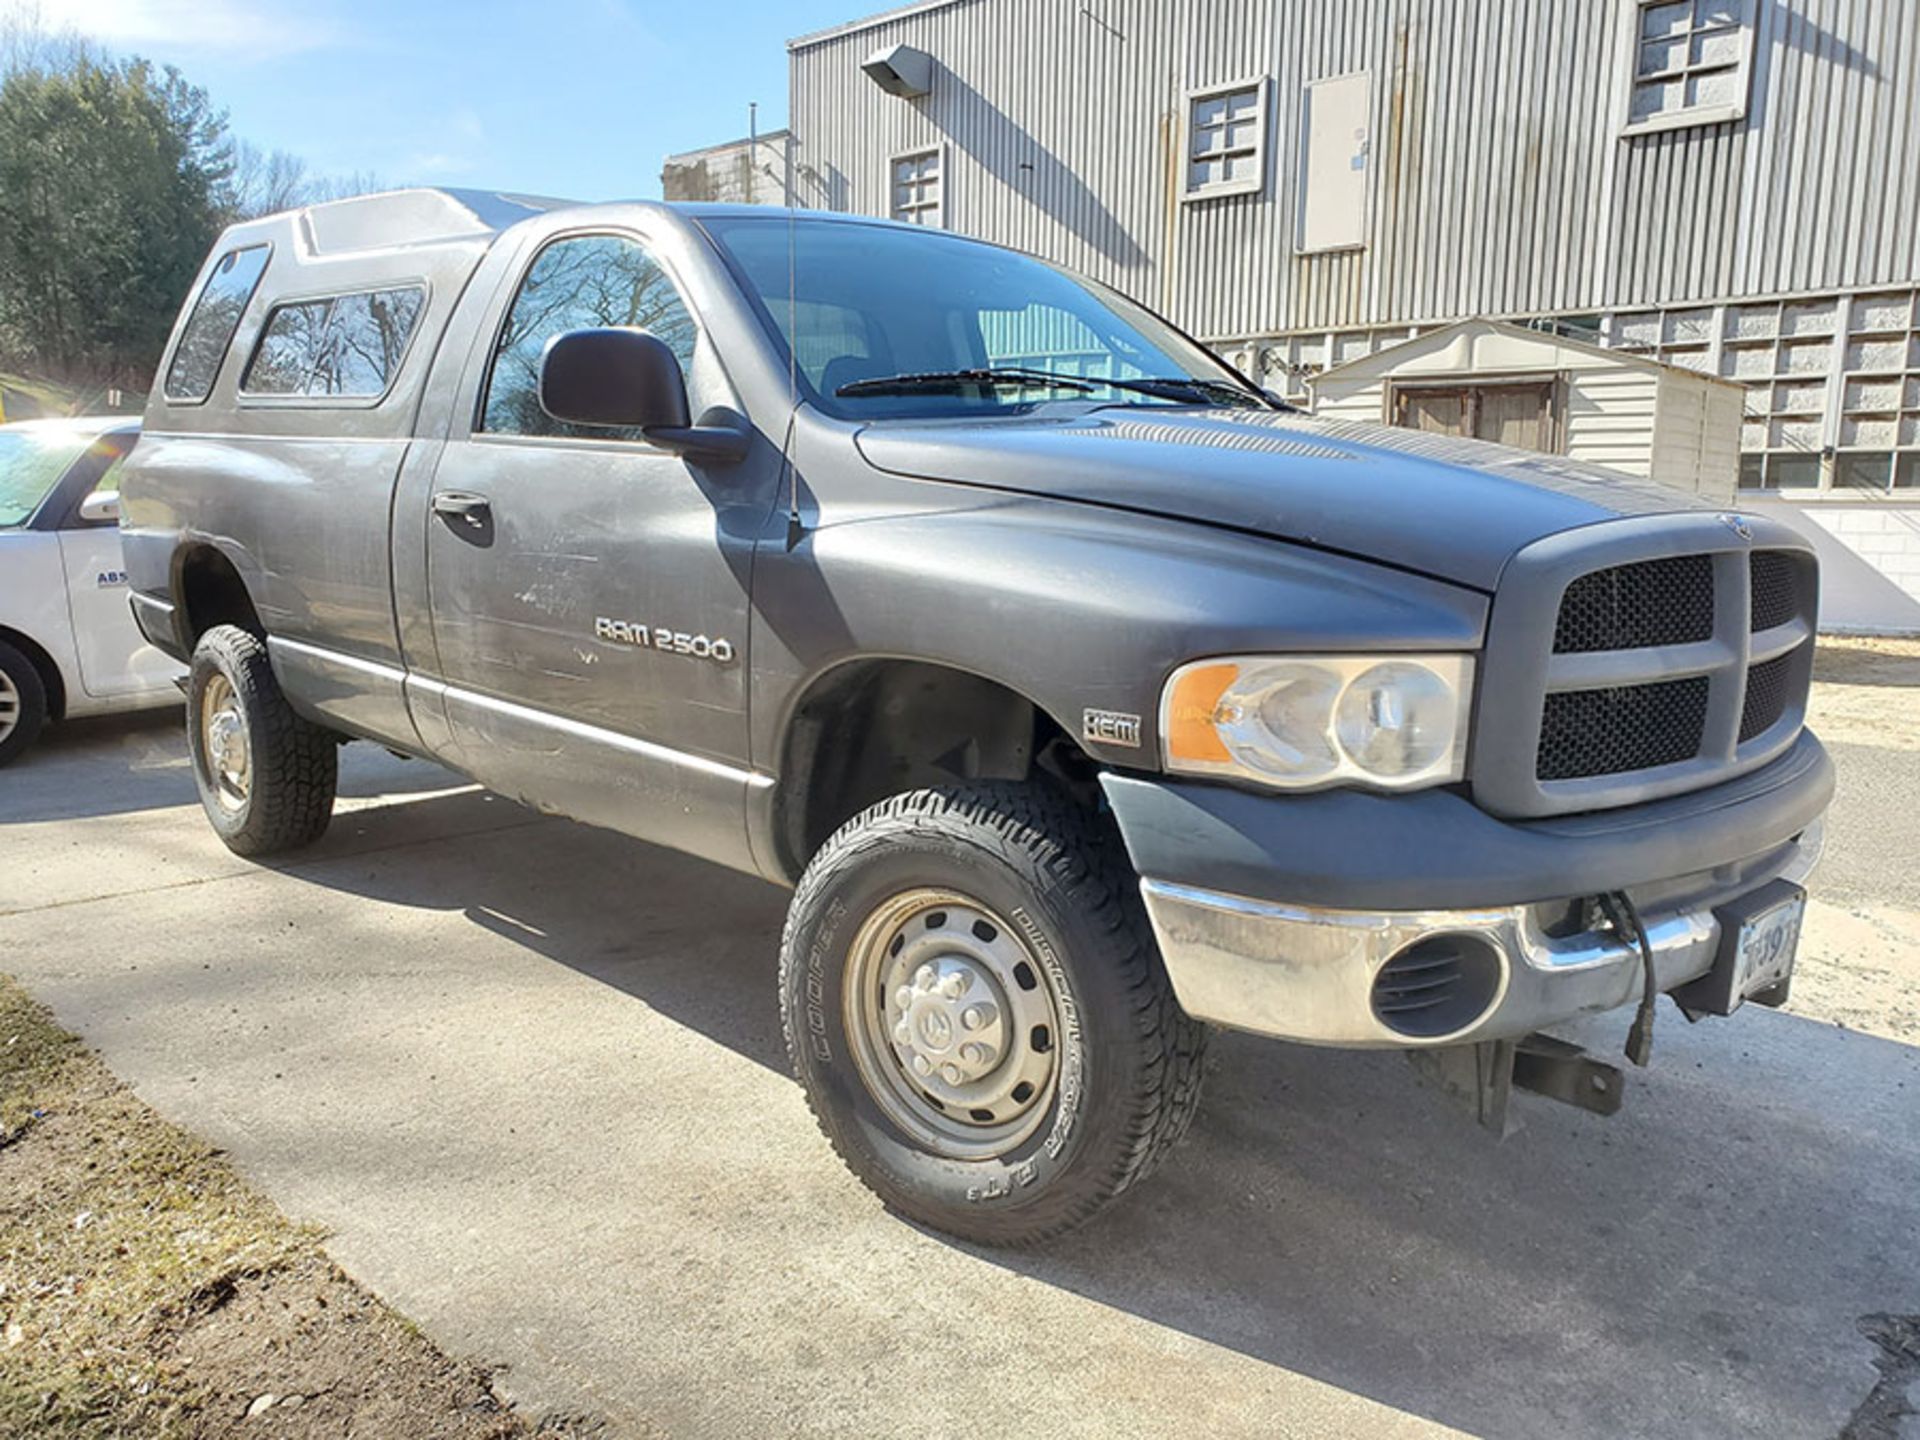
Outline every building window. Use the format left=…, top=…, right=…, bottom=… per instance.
left=890, top=147, right=944, bottom=226
left=1609, top=291, right=1920, bottom=496
left=1623, top=0, right=1757, bottom=136
left=1184, top=79, right=1267, bottom=200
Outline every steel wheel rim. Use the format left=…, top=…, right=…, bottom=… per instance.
left=0, top=668, right=17, bottom=744
left=198, top=673, right=251, bottom=811
left=844, top=888, right=1063, bottom=1160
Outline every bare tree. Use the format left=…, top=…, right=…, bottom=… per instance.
left=225, top=141, right=386, bottom=221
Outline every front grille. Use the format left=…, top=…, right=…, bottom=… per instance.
left=1749, top=551, right=1800, bottom=632
left=1474, top=517, right=1818, bottom=818
left=1739, top=654, right=1793, bottom=741
left=1553, top=555, right=1716, bottom=654
left=1536, top=677, right=1710, bottom=781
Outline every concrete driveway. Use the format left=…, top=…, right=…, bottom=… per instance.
left=2, top=702, right=1916, bottom=1439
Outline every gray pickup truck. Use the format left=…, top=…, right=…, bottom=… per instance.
left=121, top=189, right=1831, bottom=1244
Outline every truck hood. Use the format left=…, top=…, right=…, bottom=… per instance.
left=854, top=408, right=1707, bottom=591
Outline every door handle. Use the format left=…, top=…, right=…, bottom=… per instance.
left=431, top=491, right=492, bottom=528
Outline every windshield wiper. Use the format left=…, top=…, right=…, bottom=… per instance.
left=1108, top=375, right=1274, bottom=408
left=835, top=366, right=1100, bottom=397
left=834, top=365, right=1277, bottom=408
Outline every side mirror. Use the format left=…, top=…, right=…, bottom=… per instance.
left=538, top=328, right=748, bottom=462
left=78, top=490, right=121, bottom=524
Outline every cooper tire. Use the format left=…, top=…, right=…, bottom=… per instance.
left=187, top=625, right=337, bottom=856
left=0, top=639, right=49, bottom=768
left=780, top=782, right=1206, bottom=1246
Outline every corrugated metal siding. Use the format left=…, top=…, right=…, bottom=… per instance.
left=788, top=0, right=1919, bottom=339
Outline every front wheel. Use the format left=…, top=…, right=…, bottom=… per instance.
left=780, top=783, right=1207, bottom=1246
left=187, top=625, right=337, bottom=856
left=0, top=639, right=49, bottom=768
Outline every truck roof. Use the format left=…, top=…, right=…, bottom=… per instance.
left=230, top=187, right=577, bottom=258
left=233, top=187, right=911, bottom=259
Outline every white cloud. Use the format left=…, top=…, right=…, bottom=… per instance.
left=13, top=0, right=347, bottom=59
left=398, top=108, right=487, bottom=181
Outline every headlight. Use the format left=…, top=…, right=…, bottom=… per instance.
left=1160, top=654, right=1473, bottom=791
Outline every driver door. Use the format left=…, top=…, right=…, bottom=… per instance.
left=419, top=229, right=774, bottom=870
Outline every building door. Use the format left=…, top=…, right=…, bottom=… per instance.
left=1396, top=388, right=1469, bottom=437
left=1392, top=379, right=1561, bottom=453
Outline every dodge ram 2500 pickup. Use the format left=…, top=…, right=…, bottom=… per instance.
left=120, top=189, right=1831, bottom=1244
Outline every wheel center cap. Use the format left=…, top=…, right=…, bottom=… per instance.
left=207, top=710, right=247, bottom=785
left=889, top=954, right=1013, bottom=1087
left=916, top=1008, right=954, bottom=1050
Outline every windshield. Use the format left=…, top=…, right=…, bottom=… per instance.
left=0, top=428, right=92, bottom=528
left=702, top=216, right=1264, bottom=420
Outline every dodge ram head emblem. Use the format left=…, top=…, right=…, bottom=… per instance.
left=1718, top=512, right=1753, bottom=541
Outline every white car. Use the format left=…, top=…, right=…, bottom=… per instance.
left=0, top=417, right=182, bottom=766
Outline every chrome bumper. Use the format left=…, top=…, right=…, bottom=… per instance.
left=1139, top=820, right=1824, bottom=1049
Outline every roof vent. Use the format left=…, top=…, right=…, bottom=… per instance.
left=861, top=43, right=933, bottom=99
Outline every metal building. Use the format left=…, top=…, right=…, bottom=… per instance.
left=664, top=0, right=1920, bottom=627
left=661, top=130, right=794, bottom=207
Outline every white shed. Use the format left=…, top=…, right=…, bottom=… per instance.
left=1309, top=318, right=1746, bottom=500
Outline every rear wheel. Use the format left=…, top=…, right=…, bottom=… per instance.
left=187, top=625, right=337, bottom=855
left=0, top=639, right=49, bottom=768
left=780, top=782, right=1206, bottom=1246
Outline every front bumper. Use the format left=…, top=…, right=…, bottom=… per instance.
left=1104, top=733, right=1833, bottom=1048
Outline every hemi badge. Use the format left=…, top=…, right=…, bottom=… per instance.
left=1083, top=709, right=1142, bottom=748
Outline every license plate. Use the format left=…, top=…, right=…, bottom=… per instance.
left=1732, top=893, right=1804, bottom=1001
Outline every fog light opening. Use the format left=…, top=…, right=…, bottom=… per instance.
left=1370, top=934, right=1505, bottom=1039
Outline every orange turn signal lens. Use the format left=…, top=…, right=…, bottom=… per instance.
left=1163, top=662, right=1239, bottom=764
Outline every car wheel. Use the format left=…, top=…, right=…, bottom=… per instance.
left=187, top=625, right=338, bottom=856
left=0, top=639, right=49, bottom=767
left=780, top=782, right=1207, bottom=1246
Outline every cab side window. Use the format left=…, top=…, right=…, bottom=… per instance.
left=481, top=234, right=705, bottom=441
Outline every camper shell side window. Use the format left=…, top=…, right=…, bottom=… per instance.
left=163, top=244, right=273, bottom=404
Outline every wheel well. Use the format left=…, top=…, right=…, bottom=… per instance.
left=174, top=546, right=263, bottom=646
left=773, top=660, right=1100, bottom=878
left=0, top=626, right=66, bottom=721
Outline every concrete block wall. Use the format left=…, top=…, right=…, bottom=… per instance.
left=1750, top=500, right=1920, bottom=635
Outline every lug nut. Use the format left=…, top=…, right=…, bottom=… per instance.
left=893, top=1021, right=912, bottom=1047
left=941, top=973, right=967, bottom=999
left=961, top=1004, right=994, bottom=1031
left=914, top=964, right=937, bottom=991
left=940, top=1063, right=964, bottom=1085
left=911, top=1054, right=932, bottom=1077
left=959, top=1042, right=993, bottom=1068
left=892, top=985, right=912, bottom=1012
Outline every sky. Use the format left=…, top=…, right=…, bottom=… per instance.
left=14, top=0, right=866, bottom=200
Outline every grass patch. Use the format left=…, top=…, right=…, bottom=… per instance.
left=0, top=975, right=601, bottom=1437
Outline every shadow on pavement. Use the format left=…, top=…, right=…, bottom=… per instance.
left=1, top=713, right=467, bottom=825
left=270, top=783, right=1920, bottom=1440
